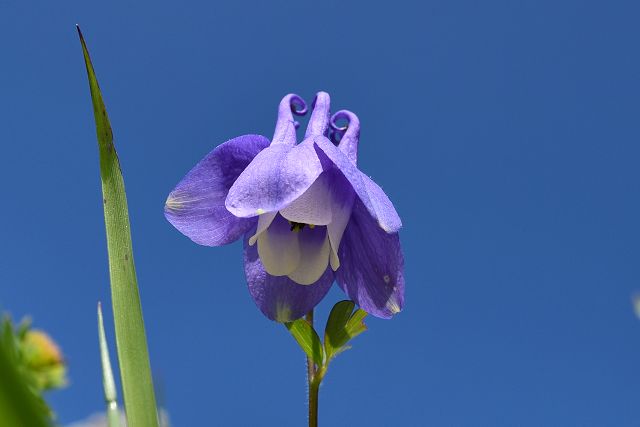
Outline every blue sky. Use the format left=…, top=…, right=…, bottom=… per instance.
left=1, top=0, right=640, bottom=425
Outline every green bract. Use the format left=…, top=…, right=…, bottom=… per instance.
left=285, top=300, right=368, bottom=379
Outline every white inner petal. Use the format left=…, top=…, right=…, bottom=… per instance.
left=280, top=173, right=332, bottom=226
left=325, top=170, right=355, bottom=271
left=249, top=211, right=277, bottom=246
left=326, top=198, right=352, bottom=271
left=287, top=229, right=331, bottom=285
left=255, top=168, right=354, bottom=282
left=257, top=216, right=300, bottom=276
left=329, top=249, right=340, bottom=271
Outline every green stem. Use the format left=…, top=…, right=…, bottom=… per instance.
left=309, top=365, right=327, bottom=427
left=305, top=310, right=318, bottom=427
left=305, top=311, right=316, bottom=380
left=308, top=379, right=319, bottom=427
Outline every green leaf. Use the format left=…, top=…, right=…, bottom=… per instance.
left=0, top=337, right=51, bottom=427
left=285, top=319, right=324, bottom=367
left=0, top=315, right=52, bottom=426
left=16, top=318, right=32, bottom=340
left=324, top=301, right=354, bottom=359
left=1, top=317, right=16, bottom=358
left=324, top=301, right=368, bottom=361
left=97, top=303, right=121, bottom=427
left=345, top=309, right=368, bottom=339
left=77, top=26, right=158, bottom=427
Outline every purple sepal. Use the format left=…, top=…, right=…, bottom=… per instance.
left=165, top=135, right=268, bottom=246
left=313, top=135, right=402, bottom=233
left=336, top=198, right=405, bottom=319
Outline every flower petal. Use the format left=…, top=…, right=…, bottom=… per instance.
left=257, top=214, right=300, bottom=276
left=327, top=202, right=353, bottom=271
left=164, top=135, right=269, bottom=246
left=360, top=173, right=402, bottom=233
left=331, top=110, right=360, bottom=164
left=287, top=226, right=331, bottom=285
left=280, top=167, right=356, bottom=271
left=325, top=168, right=356, bottom=271
left=244, top=227, right=334, bottom=322
left=248, top=211, right=277, bottom=246
left=279, top=172, right=333, bottom=226
left=313, top=136, right=402, bottom=233
left=225, top=140, right=323, bottom=217
left=304, top=92, right=331, bottom=138
left=272, top=94, right=307, bottom=145
left=336, top=198, right=405, bottom=319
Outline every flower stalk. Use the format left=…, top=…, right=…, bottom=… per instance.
left=308, top=379, right=319, bottom=427
left=163, top=90, right=403, bottom=425
left=308, top=362, right=327, bottom=427
left=287, top=301, right=368, bottom=427
left=305, top=310, right=319, bottom=427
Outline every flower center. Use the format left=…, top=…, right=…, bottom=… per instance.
left=288, top=221, right=316, bottom=232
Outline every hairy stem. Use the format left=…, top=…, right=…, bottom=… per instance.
left=305, top=310, right=318, bottom=427
left=309, top=379, right=319, bottom=427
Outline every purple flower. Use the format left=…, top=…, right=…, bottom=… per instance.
left=165, top=92, right=404, bottom=322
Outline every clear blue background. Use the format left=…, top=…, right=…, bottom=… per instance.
left=1, top=0, right=639, bottom=425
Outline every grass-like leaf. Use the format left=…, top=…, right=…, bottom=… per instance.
left=78, top=26, right=159, bottom=427
left=285, top=319, right=324, bottom=367
left=97, top=303, right=121, bottom=427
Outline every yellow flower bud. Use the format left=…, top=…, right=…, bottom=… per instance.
left=22, top=330, right=67, bottom=391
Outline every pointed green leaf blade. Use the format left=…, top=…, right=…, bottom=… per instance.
left=78, top=26, right=158, bottom=427
left=97, top=303, right=121, bottom=427
left=285, top=319, right=324, bottom=367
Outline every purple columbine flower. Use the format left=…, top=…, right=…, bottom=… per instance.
left=165, top=92, right=404, bottom=322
